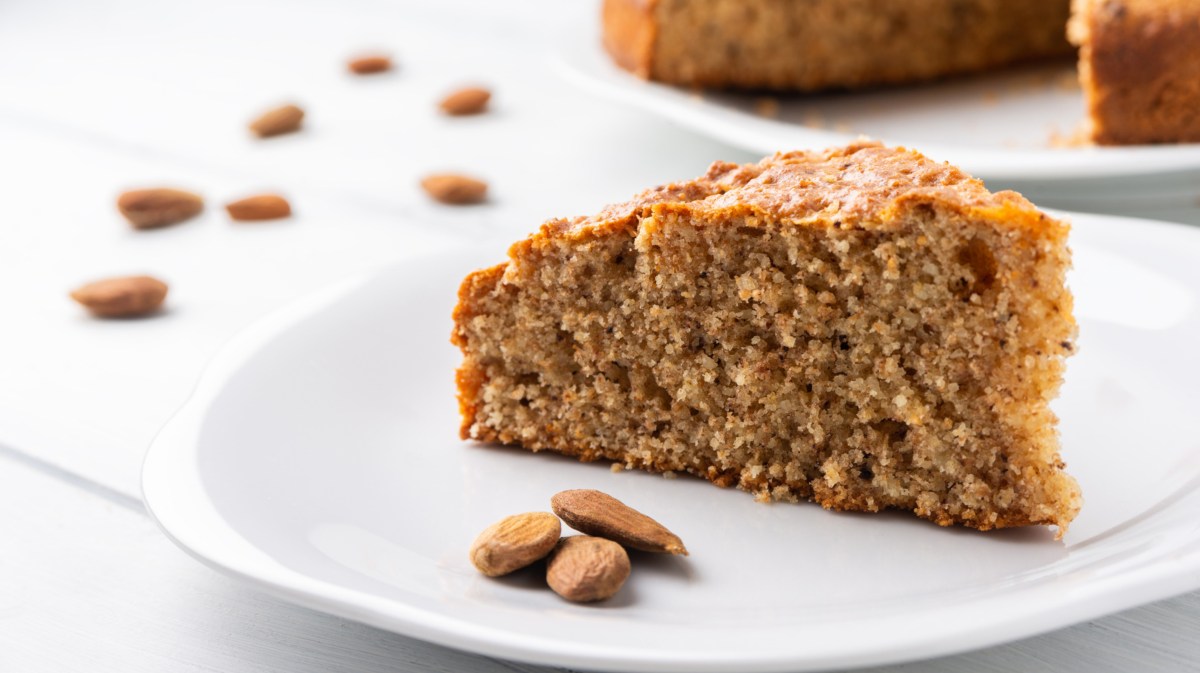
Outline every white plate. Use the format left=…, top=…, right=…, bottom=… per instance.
left=554, top=36, right=1200, bottom=184
left=143, top=210, right=1200, bottom=672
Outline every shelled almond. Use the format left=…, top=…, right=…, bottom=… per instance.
left=469, top=512, right=561, bottom=577
left=546, top=536, right=630, bottom=602
left=439, top=86, right=490, bottom=116
left=552, top=489, right=687, bottom=555
left=225, top=194, right=292, bottom=221
left=348, top=54, right=392, bottom=75
left=70, top=275, right=168, bottom=318
left=249, top=103, right=304, bottom=138
left=420, top=173, right=488, bottom=205
left=116, top=188, right=204, bottom=230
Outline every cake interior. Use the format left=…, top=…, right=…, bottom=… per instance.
left=455, top=199, right=1078, bottom=532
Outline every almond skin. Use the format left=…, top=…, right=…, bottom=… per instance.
left=249, top=104, right=304, bottom=138
left=70, top=275, right=168, bottom=318
left=420, top=173, right=488, bottom=205
left=226, top=194, right=292, bottom=221
left=348, top=54, right=392, bottom=75
left=116, top=188, right=204, bottom=230
left=546, top=536, right=631, bottom=603
left=439, top=86, right=490, bottom=116
left=552, top=489, right=687, bottom=555
left=469, top=512, right=561, bottom=577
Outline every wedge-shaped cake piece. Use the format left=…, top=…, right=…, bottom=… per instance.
left=452, top=142, right=1081, bottom=535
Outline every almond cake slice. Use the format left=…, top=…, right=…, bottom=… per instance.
left=452, top=142, right=1081, bottom=535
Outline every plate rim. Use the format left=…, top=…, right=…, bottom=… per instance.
left=550, top=38, right=1200, bottom=183
left=142, top=211, right=1200, bottom=672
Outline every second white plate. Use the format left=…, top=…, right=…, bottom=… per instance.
left=144, top=210, right=1200, bottom=672
left=555, top=33, right=1200, bottom=184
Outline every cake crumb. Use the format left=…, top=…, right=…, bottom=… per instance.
left=1048, top=123, right=1091, bottom=148
left=754, top=97, right=780, bottom=118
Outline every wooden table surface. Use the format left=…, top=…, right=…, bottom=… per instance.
left=2, top=1, right=1198, bottom=670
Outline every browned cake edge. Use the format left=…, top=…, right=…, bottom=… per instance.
left=1070, top=0, right=1200, bottom=145
left=601, top=0, right=658, bottom=78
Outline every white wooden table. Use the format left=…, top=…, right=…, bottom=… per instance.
left=2, top=1, right=1198, bottom=670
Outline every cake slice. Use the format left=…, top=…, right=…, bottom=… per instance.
left=1070, top=0, right=1200, bottom=144
left=603, top=0, right=1074, bottom=91
left=452, top=142, right=1081, bottom=535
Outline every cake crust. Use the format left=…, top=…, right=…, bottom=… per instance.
left=452, top=142, right=1081, bottom=535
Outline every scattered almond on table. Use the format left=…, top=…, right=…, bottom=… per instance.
left=347, top=54, right=392, bottom=75
left=439, top=86, right=491, bottom=116
left=225, top=194, right=292, bottom=221
left=249, top=103, right=304, bottom=138
left=421, top=173, right=488, bottom=205
left=116, top=188, right=204, bottom=230
left=467, top=489, right=687, bottom=603
left=70, top=275, right=168, bottom=318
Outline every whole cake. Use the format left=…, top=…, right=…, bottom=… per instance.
left=452, top=142, right=1081, bottom=535
left=603, top=0, right=1073, bottom=91
left=1070, top=0, right=1200, bottom=144
left=604, top=0, right=1200, bottom=146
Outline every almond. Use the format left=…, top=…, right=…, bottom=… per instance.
left=546, top=536, right=630, bottom=602
left=469, top=512, right=561, bottom=577
left=348, top=54, right=392, bottom=75
left=420, top=173, right=488, bottom=205
left=439, top=86, right=490, bottom=116
left=226, top=194, right=292, bottom=221
left=116, top=188, right=204, bottom=230
left=70, top=275, right=168, bottom=318
left=249, top=103, right=304, bottom=138
left=551, top=489, right=687, bottom=555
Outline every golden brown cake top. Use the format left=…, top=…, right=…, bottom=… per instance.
left=532, top=142, right=1052, bottom=250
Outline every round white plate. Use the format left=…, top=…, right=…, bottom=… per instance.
left=143, top=210, right=1200, bottom=672
left=554, top=35, right=1200, bottom=184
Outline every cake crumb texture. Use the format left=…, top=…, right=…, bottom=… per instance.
left=452, top=142, right=1081, bottom=536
